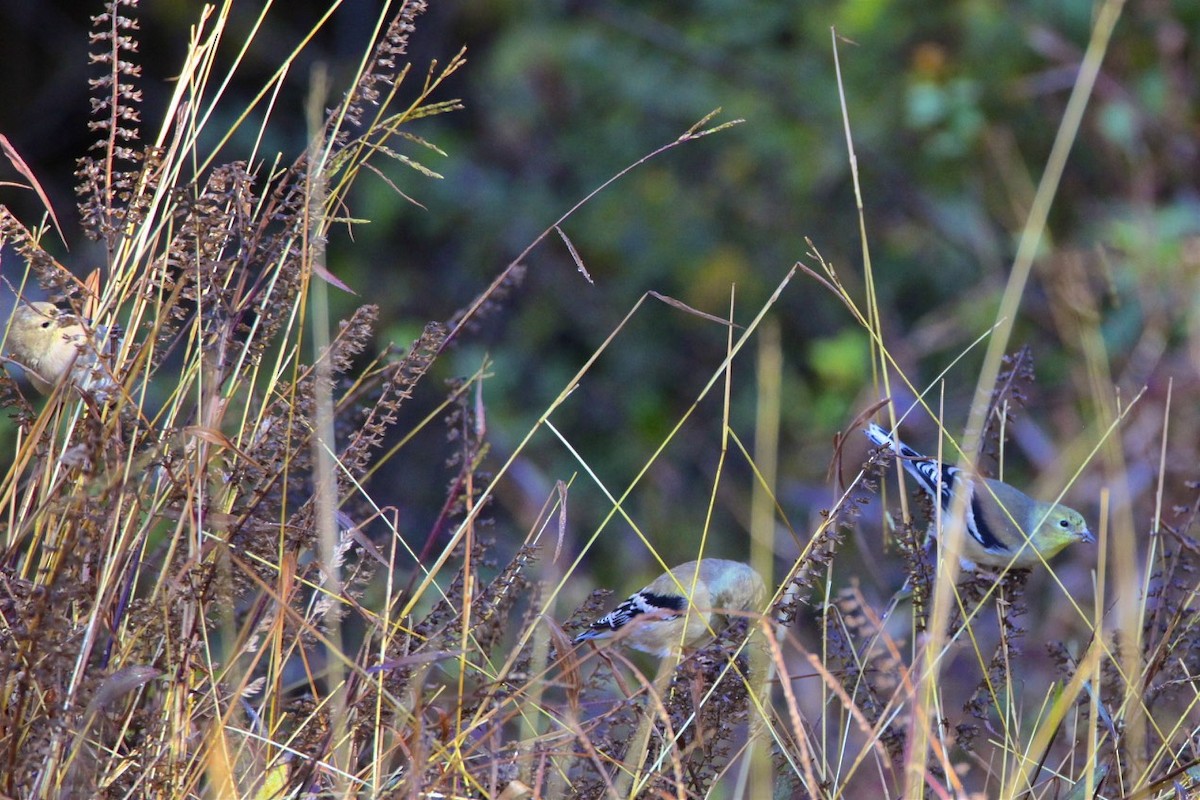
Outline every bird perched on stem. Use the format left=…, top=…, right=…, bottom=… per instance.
left=574, top=558, right=767, bottom=657
left=4, top=301, right=120, bottom=400
left=865, top=422, right=1093, bottom=570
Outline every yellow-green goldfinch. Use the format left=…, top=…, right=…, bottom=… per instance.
left=5, top=301, right=119, bottom=399
left=574, top=558, right=766, bottom=656
left=866, top=422, right=1093, bottom=570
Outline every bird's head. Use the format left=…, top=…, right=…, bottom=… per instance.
left=1041, top=505, right=1094, bottom=555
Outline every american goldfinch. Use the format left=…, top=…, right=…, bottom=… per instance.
left=574, top=558, right=766, bottom=657
left=866, top=422, right=1093, bottom=570
left=5, top=301, right=119, bottom=399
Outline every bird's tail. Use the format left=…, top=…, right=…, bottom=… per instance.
left=866, top=421, right=962, bottom=513
left=865, top=422, right=927, bottom=463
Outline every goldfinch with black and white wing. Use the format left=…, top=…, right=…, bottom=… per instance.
left=866, top=422, right=1093, bottom=570
left=574, top=559, right=766, bottom=657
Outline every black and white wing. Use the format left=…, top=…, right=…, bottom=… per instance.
left=573, top=591, right=685, bottom=643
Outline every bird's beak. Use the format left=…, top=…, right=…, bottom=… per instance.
left=1080, top=528, right=1096, bottom=544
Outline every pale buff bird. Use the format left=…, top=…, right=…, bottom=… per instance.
left=866, top=422, right=1093, bottom=570
left=574, top=558, right=767, bottom=656
left=5, top=301, right=119, bottom=399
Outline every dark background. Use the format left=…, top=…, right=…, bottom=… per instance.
left=0, top=0, right=1196, bottom=603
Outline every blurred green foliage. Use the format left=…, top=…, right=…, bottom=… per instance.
left=1, top=0, right=1197, bottom=589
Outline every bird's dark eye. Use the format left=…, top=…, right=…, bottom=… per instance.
left=40, top=320, right=52, bottom=329
left=1058, top=519, right=1070, bottom=529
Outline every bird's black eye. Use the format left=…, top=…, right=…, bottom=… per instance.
left=1058, top=519, right=1070, bottom=529
left=40, top=320, right=52, bottom=329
